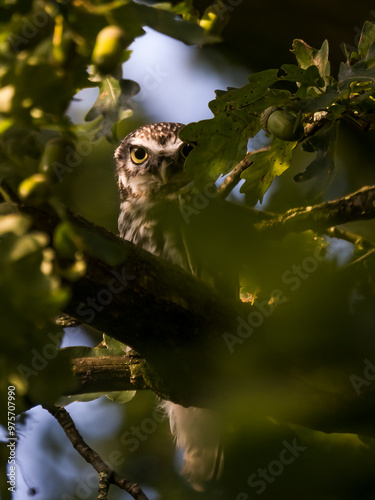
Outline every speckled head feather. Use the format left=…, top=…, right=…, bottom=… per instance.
left=118, top=122, right=184, bottom=146
left=114, top=122, right=190, bottom=199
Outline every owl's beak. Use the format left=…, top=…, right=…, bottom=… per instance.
left=158, top=160, right=175, bottom=184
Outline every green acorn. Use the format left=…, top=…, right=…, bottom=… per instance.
left=261, top=107, right=304, bottom=141
left=39, top=137, right=74, bottom=180
left=92, top=25, right=129, bottom=75
left=199, top=7, right=229, bottom=35
left=18, top=174, right=50, bottom=205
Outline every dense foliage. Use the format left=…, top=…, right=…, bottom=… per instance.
left=1, top=1, right=375, bottom=499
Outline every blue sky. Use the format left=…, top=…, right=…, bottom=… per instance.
left=70, top=28, right=249, bottom=125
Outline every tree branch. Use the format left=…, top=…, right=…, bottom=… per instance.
left=63, top=346, right=375, bottom=438
left=70, top=355, right=148, bottom=394
left=45, top=405, right=149, bottom=500
left=256, top=185, right=375, bottom=234
left=20, top=202, right=245, bottom=404
left=18, top=184, right=375, bottom=405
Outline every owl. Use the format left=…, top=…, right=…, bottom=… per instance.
left=115, top=122, right=224, bottom=491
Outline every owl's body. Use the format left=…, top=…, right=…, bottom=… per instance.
left=115, top=122, right=223, bottom=491
left=116, top=122, right=191, bottom=268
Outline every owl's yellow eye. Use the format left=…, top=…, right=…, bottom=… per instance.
left=130, top=146, right=148, bottom=164
left=180, top=143, right=194, bottom=159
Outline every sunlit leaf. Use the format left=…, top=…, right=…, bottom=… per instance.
left=292, top=39, right=331, bottom=87
left=125, top=1, right=221, bottom=45
left=103, top=334, right=128, bottom=354
left=182, top=114, right=256, bottom=185
left=181, top=70, right=284, bottom=184
left=357, top=20, right=375, bottom=59
left=240, top=138, right=296, bottom=203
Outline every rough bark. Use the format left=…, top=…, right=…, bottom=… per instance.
left=256, top=185, right=375, bottom=234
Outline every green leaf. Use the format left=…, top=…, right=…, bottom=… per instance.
left=180, top=70, right=284, bottom=185
left=288, top=85, right=340, bottom=113
left=103, top=334, right=128, bottom=354
left=60, top=390, right=136, bottom=405
left=61, top=345, right=114, bottom=358
left=25, top=330, right=79, bottom=407
left=8, top=232, right=49, bottom=262
left=172, top=0, right=199, bottom=21
left=300, top=121, right=336, bottom=153
left=0, top=117, right=15, bottom=135
left=240, top=138, right=296, bottom=203
left=59, top=220, right=128, bottom=267
left=292, top=39, right=331, bottom=87
left=357, top=21, right=375, bottom=59
left=106, top=390, right=136, bottom=404
left=53, top=221, right=78, bottom=260
left=125, top=1, right=220, bottom=45
left=181, top=114, right=256, bottom=185
left=85, top=77, right=137, bottom=123
left=198, top=5, right=230, bottom=36
left=240, top=229, right=328, bottom=295
left=0, top=213, right=31, bottom=237
left=280, top=64, right=324, bottom=88
left=338, top=60, right=375, bottom=89
left=60, top=392, right=109, bottom=404
left=294, top=155, right=335, bottom=183
left=337, top=24, right=375, bottom=90
left=0, top=213, right=70, bottom=416
left=210, top=69, right=279, bottom=113
left=85, top=77, right=140, bottom=141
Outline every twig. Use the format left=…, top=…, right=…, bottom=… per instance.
left=324, top=226, right=374, bottom=251
left=217, top=147, right=270, bottom=199
left=347, top=248, right=375, bottom=267
left=45, top=405, right=150, bottom=500
left=303, top=112, right=328, bottom=138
